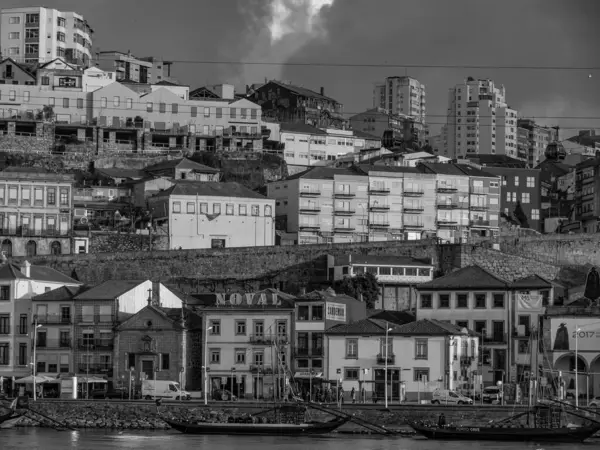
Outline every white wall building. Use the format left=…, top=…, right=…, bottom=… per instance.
left=373, top=76, right=426, bottom=125
left=0, top=6, right=93, bottom=65
left=446, top=78, right=518, bottom=160
left=148, top=181, right=275, bottom=250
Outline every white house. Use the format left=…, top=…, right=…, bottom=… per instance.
left=326, top=318, right=479, bottom=402
left=147, top=181, right=275, bottom=249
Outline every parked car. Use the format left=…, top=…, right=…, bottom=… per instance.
left=90, top=387, right=130, bottom=400
left=431, top=389, right=473, bottom=405
left=212, top=389, right=238, bottom=401
left=588, top=397, right=600, bottom=408
left=481, top=387, right=503, bottom=404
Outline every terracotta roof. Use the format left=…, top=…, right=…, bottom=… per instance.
left=95, top=168, right=146, bottom=179
left=297, top=288, right=359, bottom=303
left=74, top=280, right=148, bottom=301
left=393, top=319, right=477, bottom=336
left=510, top=274, right=553, bottom=289
left=417, top=265, right=508, bottom=290
left=468, top=155, right=527, bottom=168
left=284, top=166, right=363, bottom=181
left=344, top=255, right=432, bottom=266
left=327, top=318, right=469, bottom=336
left=356, top=165, right=421, bottom=174
left=144, top=158, right=220, bottom=174
left=352, top=130, right=381, bottom=140
left=0, top=262, right=81, bottom=285
left=153, top=181, right=266, bottom=200
left=280, top=123, right=328, bottom=135
left=32, top=285, right=87, bottom=302
left=268, top=80, right=340, bottom=104
left=367, top=310, right=416, bottom=325
left=454, top=164, right=500, bottom=178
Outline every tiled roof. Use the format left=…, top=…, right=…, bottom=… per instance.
left=367, top=310, right=416, bottom=325
left=455, top=164, right=500, bottom=178
left=346, top=255, right=432, bottom=266
left=468, top=155, right=527, bottom=168
left=74, top=280, right=148, bottom=301
left=510, top=274, right=553, bottom=289
left=0, top=262, right=81, bottom=285
left=417, top=265, right=508, bottom=290
left=352, top=130, right=381, bottom=140
left=297, top=288, right=359, bottom=303
left=327, top=318, right=468, bottom=336
left=393, top=319, right=476, bottom=336
left=285, top=166, right=362, bottom=181
left=95, top=168, right=147, bottom=179
left=356, top=165, right=420, bottom=175
left=269, top=80, right=340, bottom=103
left=326, top=318, right=389, bottom=335
left=280, top=123, right=328, bottom=135
left=32, top=285, right=87, bottom=302
left=153, top=181, right=266, bottom=200
left=144, top=158, right=220, bottom=173
left=2, top=167, right=52, bottom=174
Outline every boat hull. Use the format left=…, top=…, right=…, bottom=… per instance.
left=410, top=423, right=600, bottom=443
left=164, top=417, right=350, bottom=436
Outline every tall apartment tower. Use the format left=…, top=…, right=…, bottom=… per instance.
left=0, top=6, right=93, bottom=66
left=373, top=76, right=426, bottom=125
left=446, top=77, right=518, bottom=160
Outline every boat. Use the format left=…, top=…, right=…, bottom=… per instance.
left=163, top=405, right=351, bottom=436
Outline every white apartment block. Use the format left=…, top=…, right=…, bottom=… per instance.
left=446, top=78, right=518, bottom=160
left=1, top=6, right=93, bottom=65
left=373, top=76, right=426, bottom=125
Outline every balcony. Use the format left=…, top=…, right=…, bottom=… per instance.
left=334, top=192, right=356, bottom=198
left=299, top=224, right=320, bottom=231
left=334, top=208, right=355, bottom=216
left=35, top=315, right=71, bottom=325
left=369, top=222, right=390, bottom=229
left=369, top=187, right=390, bottom=195
left=249, top=334, right=275, bottom=345
left=334, top=226, right=355, bottom=233
left=483, top=333, right=507, bottom=345
left=404, top=190, right=424, bottom=197
left=78, top=339, right=114, bottom=350
left=294, top=348, right=310, bottom=357
left=437, top=220, right=458, bottom=227
left=460, top=356, right=474, bottom=366
left=299, top=206, right=321, bottom=214
left=404, top=207, right=424, bottom=213
left=36, top=339, right=72, bottom=349
left=437, top=186, right=458, bottom=193
left=376, top=353, right=395, bottom=364
left=250, top=365, right=274, bottom=374
left=25, top=36, right=39, bottom=43
left=470, top=219, right=491, bottom=227
left=2, top=72, right=14, bottom=79
left=369, top=204, right=390, bottom=211
left=77, top=364, right=112, bottom=374
left=299, top=189, right=321, bottom=197
left=469, top=205, right=488, bottom=211
left=436, top=202, right=458, bottom=209
left=404, top=223, right=424, bottom=229
left=77, top=315, right=115, bottom=324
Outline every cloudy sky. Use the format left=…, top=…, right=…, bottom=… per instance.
left=4, top=0, right=600, bottom=135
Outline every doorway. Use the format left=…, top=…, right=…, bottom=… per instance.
left=141, top=360, right=154, bottom=379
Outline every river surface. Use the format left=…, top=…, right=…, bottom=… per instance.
left=0, top=429, right=597, bottom=450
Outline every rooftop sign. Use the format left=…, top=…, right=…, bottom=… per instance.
left=215, top=292, right=283, bottom=307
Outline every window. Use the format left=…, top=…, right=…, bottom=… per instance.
left=251, top=205, right=259, bottom=216
left=518, top=340, right=529, bottom=354
left=438, top=294, right=450, bottom=308
left=415, top=338, right=428, bottom=359
left=475, top=294, right=486, bottom=308
left=345, top=338, right=358, bottom=358
left=235, top=320, right=246, bottom=335
left=113, top=96, right=120, bottom=107
left=61, top=98, right=69, bottom=108
left=199, top=202, right=208, bottom=214
left=204, top=107, right=210, bottom=117
left=235, top=349, right=246, bottom=364
left=297, top=305, right=309, bottom=321
left=0, top=315, right=9, bottom=334
left=420, top=294, right=432, bottom=308
left=9, top=17, right=20, bottom=24
left=514, top=176, right=519, bottom=186
left=251, top=109, right=257, bottom=119
left=521, top=193, right=530, bottom=204
left=456, top=294, right=468, bottom=308
left=8, top=48, right=19, bottom=56
left=159, top=103, right=166, bottom=113
left=41, top=76, right=50, bottom=86
left=414, top=368, right=430, bottom=382
left=209, top=349, right=220, bottom=363
left=57, top=17, right=66, bottom=27
left=57, top=31, right=65, bottom=42
left=209, top=320, right=221, bottom=335
left=9, top=91, right=16, bottom=101
left=216, top=107, right=222, bottom=118
left=126, top=98, right=133, bottom=109
left=19, top=314, right=27, bottom=334
left=0, top=344, right=8, bottom=365
left=170, top=103, right=178, bottom=114
left=213, top=203, right=221, bottom=215
left=230, top=108, right=236, bottom=118
left=23, top=92, right=30, bottom=103
left=160, top=353, right=170, bottom=370
left=239, top=205, right=247, bottom=215
left=344, top=368, right=359, bottom=380
left=8, top=32, right=20, bottom=40
left=49, top=97, right=55, bottom=106
left=58, top=188, right=69, bottom=206
left=191, top=106, right=197, bottom=117
left=172, top=201, right=181, bottom=213
left=493, top=294, right=505, bottom=308
left=25, top=44, right=39, bottom=55
left=253, top=351, right=264, bottom=366
left=186, top=202, right=195, bottom=214
left=226, top=204, right=234, bottom=215
left=47, top=187, right=56, bottom=205
left=144, top=102, right=153, bottom=113
left=18, top=344, right=27, bottom=366
left=526, top=177, right=535, bottom=188
left=311, top=305, right=323, bottom=320
left=0, top=286, right=9, bottom=301
left=77, top=98, right=84, bottom=109
left=531, top=209, right=540, bottom=220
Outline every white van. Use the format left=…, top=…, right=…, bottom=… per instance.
left=141, top=380, right=191, bottom=400
left=431, top=389, right=473, bottom=405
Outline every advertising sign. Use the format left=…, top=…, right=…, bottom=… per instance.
left=550, top=318, right=600, bottom=352
left=326, top=302, right=346, bottom=322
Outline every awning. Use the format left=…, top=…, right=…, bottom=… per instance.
left=76, top=376, right=107, bottom=384
left=294, top=371, right=323, bottom=379
left=14, top=375, right=55, bottom=384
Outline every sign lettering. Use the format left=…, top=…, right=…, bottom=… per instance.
left=215, top=292, right=281, bottom=307
left=325, top=302, right=347, bottom=321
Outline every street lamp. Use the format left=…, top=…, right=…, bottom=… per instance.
left=203, top=325, right=213, bottom=405
left=32, top=318, right=42, bottom=401
left=385, top=322, right=393, bottom=409
left=576, top=327, right=581, bottom=408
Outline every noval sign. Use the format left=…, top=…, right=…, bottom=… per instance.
left=215, top=292, right=282, bottom=307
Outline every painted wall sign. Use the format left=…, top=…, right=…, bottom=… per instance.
left=325, top=301, right=346, bottom=321
left=551, top=318, right=600, bottom=352
left=215, top=292, right=282, bottom=307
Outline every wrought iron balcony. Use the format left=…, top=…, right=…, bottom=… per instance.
left=299, top=225, right=320, bottom=231
left=36, top=339, right=72, bottom=349
left=299, top=189, right=321, bottom=197
left=470, top=219, right=491, bottom=227
left=249, top=365, right=274, bottom=374
left=294, top=348, right=310, bottom=357
left=376, top=353, right=395, bottom=364
left=369, top=222, right=390, bottom=228
left=35, top=314, right=71, bottom=325
left=299, top=206, right=321, bottom=214
left=334, top=192, right=356, bottom=198
left=436, top=186, right=458, bottom=193
left=334, top=226, right=355, bottom=233
left=436, top=202, right=458, bottom=209
left=369, top=187, right=390, bottom=195
left=369, top=204, right=390, bottom=211
left=334, top=208, right=356, bottom=216
left=404, top=190, right=424, bottom=197
left=404, top=207, right=424, bottom=213
left=78, top=339, right=114, bottom=350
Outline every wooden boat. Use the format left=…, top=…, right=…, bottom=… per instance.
left=164, top=415, right=350, bottom=436
left=409, top=421, right=600, bottom=443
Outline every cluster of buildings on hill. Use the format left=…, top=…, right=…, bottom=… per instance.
left=0, top=256, right=595, bottom=403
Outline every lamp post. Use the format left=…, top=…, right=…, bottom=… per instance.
left=32, top=317, right=41, bottom=401
left=129, top=367, right=134, bottom=400
left=384, top=322, right=393, bottom=409
left=576, top=327, right=580, bottom=408
left=203, top=325, right=213, bottom=406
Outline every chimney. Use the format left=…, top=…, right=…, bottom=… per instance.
left=21, top=260, right=31, bottom=278
left=320, top=87, right=324, bottom=96
left=147, top=287, right=153, bottom=306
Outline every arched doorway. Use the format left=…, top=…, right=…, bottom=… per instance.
left=554, top=353, right=588, bottom=402
left=50, top=241, right=61, bottom=255
left=1, top=239, right=12, bottom=257
left=25, top=240, right=37, bottom=257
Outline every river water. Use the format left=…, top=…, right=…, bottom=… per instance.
left=0, top=429, right=595, bottom=450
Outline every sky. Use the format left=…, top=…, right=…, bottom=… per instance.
left=3, top=0, right=600, bottom=136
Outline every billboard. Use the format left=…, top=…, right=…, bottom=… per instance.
left=550, top=318, right=600, bottom=352
left=326, top=302, right=346, bottom=322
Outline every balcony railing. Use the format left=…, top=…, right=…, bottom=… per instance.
left=470, top=220, right=491, bottom=227
left=334, top=226, right=355, bottom=233
left=299, top=207, right=321, bottom=214
left=460, top=356, right=474, bottom=366
left=369, top=187, right=390, bottom=194
left=483, top=333, right=507, bottom=344
left=404, top=190, right=424, bottom=197
left=436, top=186, right=458, bottom=193
left=436, top=202, right=458, bottom=209
left=18, top=326, right=28, bottom=335
left=370, top=222, right=390, bottom=228
left=404, top=207, right=424, bottom=213
left=376, top=353, right=395, bottom=364
left=334, top=192, right=356, bottom=198
left=470, top=205, right=489, bottom=211
left=293, top=347, right=322, bottom=357
left=35, top=315, right=71, bottom=325
left=299, top=189, right=321, bottom=197
left=369, top=204, right=390, bottom=211
left=78, top=339, right=114, bottom=350
left=36, top=339, right=72, bottom=349
left=299, top=225, right=320, bottom=231
left=404, top=223, right=424, bottom=229
left=294, top=348, right=309, bottom=357
left=77, top=315, right=115, bottom=324
left=249, top=365, right=274, bottom=374
left=311, top=347, right=324, bottom=356
left=334, top=209, right=356, bottom=216
left=77, top=364, right=112, bottom=374
left=437, top=220, right=458, bottom=227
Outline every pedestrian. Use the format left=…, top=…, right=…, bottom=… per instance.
left=438, top=413, right=446, bottom=428
left=361, top=387, right=366, bottom=403
left=351, top=387, right=356, bottom=404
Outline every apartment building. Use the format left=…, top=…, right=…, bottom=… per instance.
left=517, top=119, right=559, bottom=167
left=147, top=181, right=275, bottom=249
left=0, top=168, right=75, bottom=257
left=193, top=290, right=294, bottom=399
left=574, top=158, right=600, bottom=232
left=373, top=76, right=426, bottom=126
left=96, top=51, right=174, bottom=84
left=0, top=6, right=93, bottom=65
left=349, top=107, right=420, bottom=144
left=0, top=260, right=81, bottom=387
left=446, top=77, right=518, bottom=160
left=0, top=57, right=36, bottom=85
left=143, top=158, right=220, bottom=181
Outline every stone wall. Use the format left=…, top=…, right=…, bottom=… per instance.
left=89, top=232, right=169, bottom=254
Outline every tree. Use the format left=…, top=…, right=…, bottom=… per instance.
left=513, top=201, right=530, bottom=228
left=333, top=272, right=380, bottom=309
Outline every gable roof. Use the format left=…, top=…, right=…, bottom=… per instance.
left=144, top=158, right=220, bottom=174
left=0, top=262, right=81, bottom=285
left=32, top=285, right=87, bottom=302
left=153, top=181, right=266, bottom=200
left=393, top=319, right=476, bottom=336
left=367, top=309, right=416, bottom=325
left=417, top=265, right=508, bottom=290
left=284, top=166, right=362, bottom=181
left=510, top=274, right=553, bottom=289
left=95, top=168, right=147, bottom=179
left=454, top=164, right=500, bottom=178
left=0, top=57, right=37, bottom=78
left=280, top=123, right=328, bottom=135
left=116, top=304, right=181, bottom=330
left=327, top=318, right=469, bottom=336
left=265, top=80, right=340, bottom=103
left=38, top=58, right=77, bottom=70
left=356, top=164, right=421, bottom=175
left=140, top=86, right=185, bottom=102
left=74, top=280, right=148, bottom=301
left=467, top=154, right=528, bottom=168
left=190, top=86, right=220, bottom=99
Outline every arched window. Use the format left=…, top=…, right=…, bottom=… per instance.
left=1, top=239, right=12, bottom=257
left=50, top=241, right=61, bottom=255
left=25, top=240, right=37, bottom=257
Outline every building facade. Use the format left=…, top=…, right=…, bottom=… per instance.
left=574, top=158, right=600, bottom=233
left=0, top=169, right=75, bottom=257
left=148, top=181, right=275, bottom=250
left=517, top=119, right=558, bottom=167
left=0, top=6, right=93, bottom=65
left=0, top=57, right=36, bottom=85
left=96, top=51, right=174, bottom=84
left=348, top=107, right=421, bottom=145
left=0, top=260, right=81, bottom=391
left=373, top=76, right=426, bottom=126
